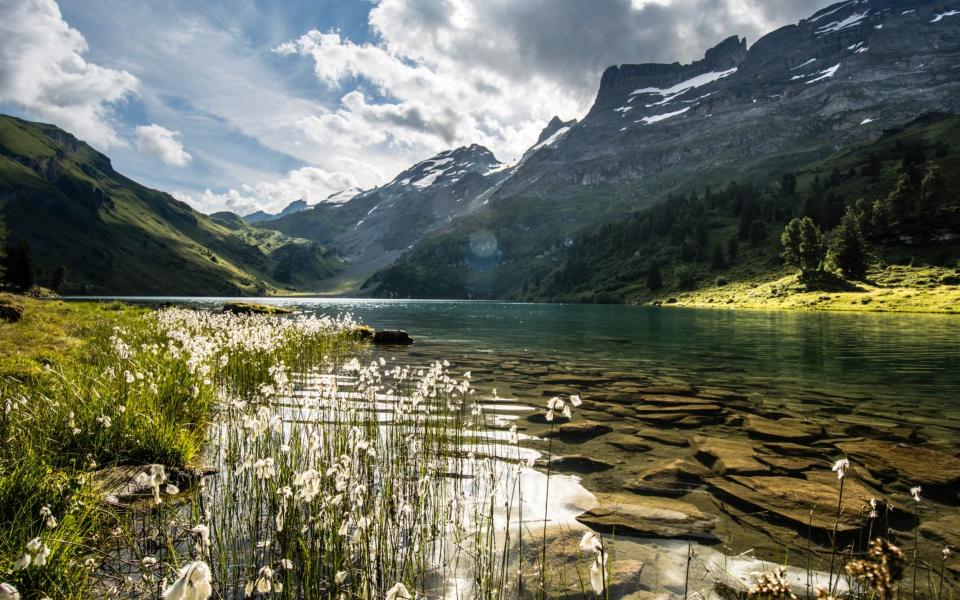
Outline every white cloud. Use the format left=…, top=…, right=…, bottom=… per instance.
left=174, top=166, right=359, bottom=215
left=134, top=124, right=191, bottom=166
left=0, top=0, right=138, bottom=148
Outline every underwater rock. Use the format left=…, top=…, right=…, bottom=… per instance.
left=577, top=492, right=718, bottom=539
left=373, top=329, right=414, bottom=345
left=623, top=458, right=708, bottom=497
left=693, top=436, right=767, bottom=474
left=554, top=421, right=614, bottom=442
left=835, top=439, right=960, bottom=489
left=743, top=414, right=823, bottom=441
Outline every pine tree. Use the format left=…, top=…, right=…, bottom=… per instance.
left=711, top=244, right=727, bottom=269
left=829, top=208, right=868, bottom=280
left=884, top=174, right=917, bottom=226
left=727, top=236, right=739, bottom=262
left=919, top=162, right=948, bottom=219
left=781, top=217, right=825, bottom=273
left=646, top=260, right=663, bottom=291
left=51, top=265, right=67, bottom=292
left=8, top=241, right=37, bottom=291
left=748, top=219, right=767, bottom=246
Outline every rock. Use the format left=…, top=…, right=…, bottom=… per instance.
left=919, top=514, right=960, bottom=549
left=623, top=458, right=708, bottom=496
left=756, top=455, right=826, bottom=473
left=548, top=454, right=615, bottom=472
left=693, top=436, right=767, bottom=474
left=553, top=421, right=613, bottom=442
left=373, top=329, right=414, bottom=345
left=540, top=373, right=607, bottom=386
left=710, top=474, right=879, bottom=532
left=762, top=442, right=821, bottom=457
left=634, top=403, right=722, bottom=415
left=0, top=301, right=24, bottom=323
left=222, top=301, right=292, bottom=315
left=637, top=385, right=697, bottom=396
left=634, top=429, right=689, bottom=447
left=834, top=440, right=960, bottom=489
left=350, top=325, right=375, bottom=341
left=743, top=414, right=822, bottom=441
left=639, top=394, right=716, bottom=406
left=578, top=409, right=618, bottom=422
left=576, top=492, right=718, bottom=539
left=604, top=433, right=653, bottom=453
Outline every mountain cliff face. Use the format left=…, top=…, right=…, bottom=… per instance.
left=0, top=115, right=339, bottom=295
left=363, top=0, right=960, bottom=298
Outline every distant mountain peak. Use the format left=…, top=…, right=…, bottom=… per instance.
left=536, top=116, right=578, bottom=146
left=390, top=144, right=501, bottom=190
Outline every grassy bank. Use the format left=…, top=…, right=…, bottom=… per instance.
left=0, top=296, right=365, bottom=598
left=655, top=264, right=960, bottom=313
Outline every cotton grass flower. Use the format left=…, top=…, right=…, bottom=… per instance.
left=832, top=458, right=849, bottom=480
left=910, top=486, right=922, bottom=502
left=0, top=583, right=21, bottom=600
left=161, top=561, right=212, bottom=600
left=39, top=505, right=57, bottom=529
left=386, top=582, right=411, bottom=600
left=12, top=554, right=30, bottom=571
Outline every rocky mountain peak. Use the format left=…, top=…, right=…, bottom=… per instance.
left=536, top=116, right=578, bottom=146
left=389, top=144, right=501, bottom=190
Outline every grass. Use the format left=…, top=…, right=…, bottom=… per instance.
left=658, top=263, right=960, bottom=313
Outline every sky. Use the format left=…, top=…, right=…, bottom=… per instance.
left=0, top=0, right=836, bottom=216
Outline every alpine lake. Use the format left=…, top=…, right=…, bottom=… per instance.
left=100, top=298, right=960, bottom=598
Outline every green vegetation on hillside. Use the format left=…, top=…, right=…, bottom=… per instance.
left=0, top=115, right=341, bottom=295
left=372, top=114, right=960, bottom=311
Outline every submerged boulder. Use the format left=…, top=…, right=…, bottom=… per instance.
left=553, top=421, right=613, bottom=442
left=623, top=458, right=708, bottom=497
left=577, top=492, right=718, bottom=539
left=834, top=439, right=960, bottom=489
left=693, top=436, right=767, bottom=474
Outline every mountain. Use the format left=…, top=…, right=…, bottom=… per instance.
left=257, top=143, right=511, bottom=286
left=0, top=115, right=340, bottom=295
left=241, top=198, right=312, bottom=224
left=364, top=0, right=960, bottom=299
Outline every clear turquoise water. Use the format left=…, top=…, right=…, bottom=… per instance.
left=92, top=298, right=960, bottom=412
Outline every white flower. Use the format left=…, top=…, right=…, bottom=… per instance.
left=161, top=561, right=211, bottom=600
left=545, top=409, right=555, bottom=422
left=189, top=524, right=210, bottom=553
left=12, top=554, right=30, bottom=571
left=166, top=484, right=180, bottom=496
left=570, top=394, right=583, bottom=407
left=335, top=570, right=348, bottom=585
left=142, top=557, right=158, bottom=567
left=868, top=498, right=879, bottom=519
left=579, top=531, right=602, bottom=554
left=508, top=425, right=519, bottom=445
left=39, top=506, right=57, bottom=529
left=910, top=486, right=922, bottom=503
left=252, top=458, right=276, bottom=480
left=0, top=583, right=21, bottom=600
left=96, top=414, right=112, bottom=428
left=33, top=543, right=51, bottom=567
left=26, top=537, right=42, bottom=554
left=944, top=546, right=953, bottom=560
left=243, top=580, right=254, bottom=597
left=279, top=559, right=293, bottom=570
left=386, top=582, right=411, bottom=600
left=589, top=554, right=607, bottom=596
left=832, top=458, right=849, bottom=480
left=562, top=404, right=572, bottom=419
left=255, top=566, right=273, bottom=593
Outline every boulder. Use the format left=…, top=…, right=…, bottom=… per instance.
left=743, top=414, right=822, bottom=441
left=693, top=436, right=767, bottom=474
left=222, top=301, right=292, bottom=315
left=634, top=429, right=689, bottom=447
left=623, top=458, right=708, bottom=496
left=548, top=454, right=615, bottom=472
left=576, top=492, right=718, bottom=539
left=834, top=440, right=960, bottom=489
left=0, top=300, right=24, bottom=323
left=710, top=474, right=879, bottom=532
left=373, top=329, right=414, bottom=345
left=553, top=421, right=613, bottom=442
left=756, top=455, right=826, bottom=473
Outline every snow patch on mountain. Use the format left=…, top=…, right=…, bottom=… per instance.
left=931, top=10, right=960, bottom=22
left=816, top=12, right=870, bottom=34
left=637, top=106, right=691, bottom=125
left=629, top=68, right=738, bottom=107
left=806, top=63, right=841, bottom=84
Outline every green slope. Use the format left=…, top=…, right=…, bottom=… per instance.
left=369, top=114, right=960, bottom=302
left=0, top=115, right=340, bottom=295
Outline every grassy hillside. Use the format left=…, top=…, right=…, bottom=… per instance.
left=370, top=114, right=960, bottom=309
left=0, top=115, right=340, bottom=295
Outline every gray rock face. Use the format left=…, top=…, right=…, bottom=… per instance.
left=497, top=0, right=960, bottom=198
